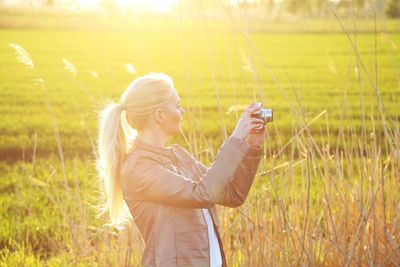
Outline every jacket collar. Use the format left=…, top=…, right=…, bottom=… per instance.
left=134, top=138, right=176, bottom=158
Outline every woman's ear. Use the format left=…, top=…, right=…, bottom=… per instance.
left=153, top=108, right=164, bottom=124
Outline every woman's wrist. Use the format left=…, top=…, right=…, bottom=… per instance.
left=247, top=143, right=262, bottom=157
left=248, top=143, right=262, bottom=150
left=245, top=138, right=262, bottom=150
left=230, top=135, right=262, bottom=155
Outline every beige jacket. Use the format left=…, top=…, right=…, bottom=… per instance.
left=120, top=135, right=262, bottom=267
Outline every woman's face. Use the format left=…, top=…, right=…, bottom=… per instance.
left=161, top=88, right=185, bottom=136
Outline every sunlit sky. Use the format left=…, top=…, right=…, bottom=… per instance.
left=73, top=0, right=180, bottom=13
left=3, top=0, right=284, bottom=13
left=2, top=0, right=180, bottom=13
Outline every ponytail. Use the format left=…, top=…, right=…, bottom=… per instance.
left=96, top=101, right=132, bottom=228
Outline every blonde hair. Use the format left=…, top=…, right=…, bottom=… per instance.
left=96, top=72, right=175, bottom=228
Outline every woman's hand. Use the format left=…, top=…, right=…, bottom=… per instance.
left=231, top=102, right=265, bottom=142
left=245, top=124, right=265, bottom=149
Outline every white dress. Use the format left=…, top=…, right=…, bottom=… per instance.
left=202, top=209, right=223, bottom=267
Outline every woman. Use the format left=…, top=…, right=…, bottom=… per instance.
left=96, top=72, right=266, bottom=267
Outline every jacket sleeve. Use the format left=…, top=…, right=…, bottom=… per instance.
left=196, top=143, right=262, bottom=208
left=120, top=136, right=253, bottom=209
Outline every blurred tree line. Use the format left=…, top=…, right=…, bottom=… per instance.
left=97, top=0, right=400, bottom=18
left=0, top=0, right=399, bottom=18
left=235, top=0, right=399, bottom=19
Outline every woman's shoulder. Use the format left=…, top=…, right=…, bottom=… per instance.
left=122, top=148, right=166, bottom=172
left=171, top=144, right=197, bottom=163
left=171, top=143, right=191, bottom=156
left=171, top=144, right=208, bottom=173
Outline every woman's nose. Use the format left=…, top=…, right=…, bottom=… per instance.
left=180, top=107, right=185, bottom=114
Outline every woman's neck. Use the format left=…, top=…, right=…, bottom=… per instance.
left=138, top=129, right=168, bottom=148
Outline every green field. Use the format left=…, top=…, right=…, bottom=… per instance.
left=1, top=15, right=399, bottom=266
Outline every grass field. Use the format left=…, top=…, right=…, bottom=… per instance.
left=0, top=13, right=399, bottom=266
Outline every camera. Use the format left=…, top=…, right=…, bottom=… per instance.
left=250, top=108, right=273, bottom=124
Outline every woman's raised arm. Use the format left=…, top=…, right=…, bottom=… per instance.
left=121, top=136, right=251, bottom=208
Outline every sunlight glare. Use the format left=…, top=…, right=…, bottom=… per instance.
left=76, top=0, right=178, bottom=13
left=118, top=0, right=178, bottom=13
